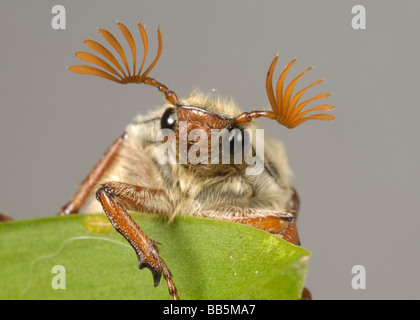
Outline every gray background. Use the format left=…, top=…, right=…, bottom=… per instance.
left=1, top=0, right=419, bottom=299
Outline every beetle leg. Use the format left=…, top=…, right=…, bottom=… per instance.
left=0, top=213, right=13, bottom=222
left=300, top=287, right=312, bottom=300
left=59, top=133, right=126, bottom=215
left=287, top=187, right=300, bottom=221
left=95, top=182, right=178, bottom=300
left=199, top=206, right=301, bottom=245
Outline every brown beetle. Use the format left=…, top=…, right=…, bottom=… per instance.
left=61, top=21, right=334, bottom=300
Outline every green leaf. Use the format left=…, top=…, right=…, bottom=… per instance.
left=0, top=213, right=310, bottom=300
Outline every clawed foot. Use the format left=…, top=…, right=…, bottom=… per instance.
left=135, top=237, right=179, bottom=300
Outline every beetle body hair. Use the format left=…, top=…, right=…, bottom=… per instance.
left=82, top=91, right=294, bottom=220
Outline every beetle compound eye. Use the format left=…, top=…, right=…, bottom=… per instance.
left=161, top=108, right=177, bottom=130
